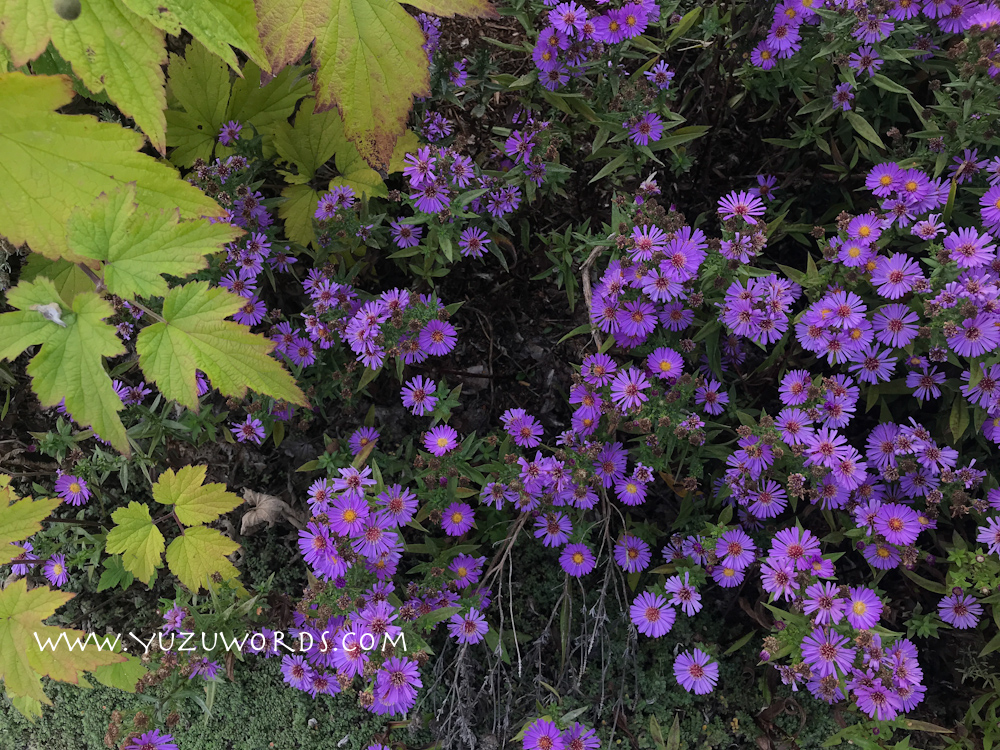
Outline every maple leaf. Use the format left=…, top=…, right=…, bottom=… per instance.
left=0, top=278, right=128, bottom=451
left=136, top=281, right=306, bottom=410
left=165, top=525, right=240, bottom=592
left=118, top=0, right=267, bottom=73
left=0, top=580, right=125, bottom=706
left=105, top=501, right=165, bottom=584
left=0, top=0, right=168, bottom=150
left=255, top=0, right=493, bottom=169
left=152, top=465, right=242, bottom=526
left=274, top=99, right=418, bottom=246
left=67, top=185, right=242, bottom=299
left=0, top=72, right=223, bottom=262
left=165, top=41, right=310, bottom=167
left=0, top=476, right=60, bottom=566
left=18, top=256, right=94, bottom=305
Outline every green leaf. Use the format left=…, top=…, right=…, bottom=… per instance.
left=91, top=652, right=147, bottom=693
left=0, top=579, right=124, bottom=708
left=256, top=0, right=492, bottom=168
left=96, top=555, right=134, bottom=592
left=105, top=502, right=165, bottom=584
left=119, top=0, right=267, bottom=72
left=0, top=0, right=168, bottom=150
left=0, top=72, right=224, bottom=262
left=844, top=111, right=885, bottom=149
left=152, top=465, right=242, bottom=525
left=869, top=74, right=910, bottom=95
left=0, top=477, right=60, bottom=566
left=136, top=281, right=306, bottom=410
left=18, top=255, right=93, bottom=304
left=68, top=185, right=241, bottom=299
left=0, top=278, right=128, bottom=451
left=165, top=525, right=239, bottom=591
left=949, top=397, right=970, bottom=443
left=900, top=567, right=947, bottom=595
left=724, top=630, right=756, bottom=655
left=278, top=183, right=323, bottom=247
left=589, top=152, right=627, bottom=184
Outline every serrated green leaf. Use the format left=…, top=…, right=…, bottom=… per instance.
left=105, top=502, right=165, bottom=584
left=152, top=465, right=242, bottom=525
left=0, top=278, right=127, bottom=451
left=0, top=0, right=168, bottom=150
left=279, top=183, right=323, bottom=247
left=91, top=652, right=146, bottom=692
left=0, top=72, right=223, bottom=262
left=119, top=0, right=267, bottom=72
left=18, top=255, right=93, bottom=305
left=0, top=477, right=60, bottom=566
left=68, top=185, right=241, bottom=299
left=96, top=555, right=134, bottom=592
left=0, top=579, right=124, bottom=708
left=165, top=525, right=239, bottom=591
left=136, top=281, right=306, bottom=410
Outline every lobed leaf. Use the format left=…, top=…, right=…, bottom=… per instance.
left=67, top=185, right=242, bottom=299
left=0, top=278, right=127, bottom=451
left=105, top=501, right=165, bottom=584
left=152, top=465, right=242, bottom=526
left=165, top=525, right=240, bottom=591
left=0, top=72, right=223, bottom=262
left=136, top=281, right=306, bottom=410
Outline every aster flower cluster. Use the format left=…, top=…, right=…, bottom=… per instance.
left=751, top=0, right=997, bottom=75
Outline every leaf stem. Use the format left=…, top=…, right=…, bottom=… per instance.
left=76, top=263, right=166, bottom=323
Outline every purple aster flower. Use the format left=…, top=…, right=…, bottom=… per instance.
left=718, top=190, right=766, bottom=224
left=401, top=376, right=439, bottom=416
left=854, top=15, right=893, bottom=44
left=582, top=353, right=617, bottom=386
left=390, top=220, right=423, bottom=248
left=674, top=648, right=718, bottom=694
left=716, top=528, right=756, bottom=570
left=424, top=425, right=459, bottom=456
left=977, top=517, right=1000, bottom=556
left=534, top=513, right=573, bottom=546
left=560, top=543, right=596, bottom=576
left=948, top=314, right=1000, bottom=357
left=10, top=541, right=34, bottom=577
left=849, top=45, right=883, bottom=76
left=54, top=474, right=90, bottom=506
left=872, top=304, right=919, bottom=348
left=646, top=346, right=683, bottom=380
left=644, top=61, right=674, bottom=90
left=288, top=337, right=316, bottom=367
left=411, top=182, right=451, bottom=213
left=802, top=629, right=855, bottom=677
left=230, top=415, right=265, bottom=445
left=761, top=560, right=798, bottom=600
left=442, top=502, right=474, bottom=535
left=630, top=592, right=675, bottom=637
left=627, top=112, right=664, bottom=146
left=615, top=535, right=652, bottom=573
left=448, top=607, right=488, bottom=644
left=123, top=730, right=179, bottom=750
left=939, top=591, right=982, bottom=629
left=218, top=120, right=242, bottom=146
left=770, top=527, right=820, bottom=571
left=906, top=367, right=945, bottom=401
left=459, top=227, right=490, bottom=258
left=804, top=581, right=846, bottom=625
left=234, top=296, right=267, bottom=326
left=664, top=572, right=702, bottom=615
left=981, top=185, right=1000, bottom=230
left=846, top=586, right=883, bottom=629
left=855, top=679, right=902, bottom=721
left=349, top=427, right=379, bottom=455
left=751, top=41, right=778, bottom=69
left=696, top=378, right=729, bottom=415
left=524, top=719, right=565, bottom=750
left=43, top=554, right=68, bottom=587
left=832, top=82, right=854, bottom=111
left=866, top=163, right=902, bottom=196
left=609, top=367, right=650, bottom=411
left=419, top=319, right=457, bottom=356
left=945, top=228, right=996, bottom=268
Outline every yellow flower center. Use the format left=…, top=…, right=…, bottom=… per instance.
left=879, top=175, right=892, bottom=186
left=451, top=512, right=464, bottom=524
left=457, top=567, right=468, bottom=577
left=437, top=437, right=449, bottom=448
left=659, top=361, right=672, bottom=371
left=858, top=225, right=871, bottom=237
left=572, top=552, right=584, bottom=564
left=343, top=509, right=358, bottom=522
left=52, top=563, right=63, bottom=575
left=626, top=483, right=638, bottom=494
left=69, top=482, right=81, bottom=494
left=852, top=601, right=867, bottom=615
left=848, top=246, right=861, bottom=258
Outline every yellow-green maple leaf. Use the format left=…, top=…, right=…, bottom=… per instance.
left=255, top=0, right=493, bottom=169
left=0, top=579, right=124, bottom=706
left=18, top=256, right=94, bottom=306
left=0, top=476, right=60, bottom=566
left=0, top=0, right=168, bottom=150
left=67, top=185, right=242, bottom=299
left=105, top=501, right=165, bottom=584
left=0, top=278, right=127, bottom=451
left=136, top=281, right=306, bottom=410
left=165, top=525, right=239, bottom=591
left=0, top=72, right=223, bottom=261
left=118, top=0, right=267, bottom=73
left=152, top=465, right=242, bottom=526
left=166, top=42, right=310, bottom=167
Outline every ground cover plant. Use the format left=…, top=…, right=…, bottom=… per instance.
left=3, top=0, right=1000, bottom=749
